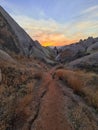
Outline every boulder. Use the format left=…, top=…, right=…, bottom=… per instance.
left=87, top=42, right=98, bottom=54
left=67, top=52, right=98, bottom=72
left=0, top=49, right=16, bottom=64
left=56, top=43, right=86, bottom=62
left=56, top=37, right=96, bottom=63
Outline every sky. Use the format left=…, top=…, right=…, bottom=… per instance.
left=0, top=0, right=98, bottom=46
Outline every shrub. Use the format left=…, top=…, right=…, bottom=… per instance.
left=55, top=69, right=98, bottom=109
left=55, top=69, right=84, bottom=92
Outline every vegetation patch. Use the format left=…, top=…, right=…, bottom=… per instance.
left=55, top=69, right=98, bottom=109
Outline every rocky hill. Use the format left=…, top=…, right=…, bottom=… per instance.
left=56, top=37, right=98, bottom=73
left=0, top=6, right=98, bottom=130
left=0, top=6, right=55, bottom=64
left=56, top=37, right=98, bottom=62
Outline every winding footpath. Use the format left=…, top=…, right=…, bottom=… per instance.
left=21, top=66, right=98, bottom=130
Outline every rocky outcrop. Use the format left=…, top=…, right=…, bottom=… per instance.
left=0, top=6, right=55, bottom=63
left=87, top=42, right=98, bottom=54
left=0, top=6, right=35, bottom=55
left=56, top=37, right=98, bottom=63
left=30, top=41, right=53, bottom=61
left=67, top=52, right=98, bottom=72
left=0, top=49, right=16, bottom=64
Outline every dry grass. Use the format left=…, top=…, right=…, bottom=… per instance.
left=55, top=69, right=85, bottom=92
left=83, top=86, right=98, bottom=108
left=0, top=63, right=42, bottom=129
left=55, top=69, right=98, bottom=109
left=14, top=94, right=33, bottom=123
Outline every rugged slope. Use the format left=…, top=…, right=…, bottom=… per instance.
left=56, top=37, right=98, bottom=63
left=0, top=6, right=55, bottom=63
left=0, top=6, right=34, bottom=55
left=66, top=52, right=98, bottom=72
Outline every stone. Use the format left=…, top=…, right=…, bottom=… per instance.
left=87, top=42, right=98, bottom=54
left=0, top=49, right=16, bottom=63
left=0, top=6, right=55, bottom=63
left=67, top=52, right=98, bottom=72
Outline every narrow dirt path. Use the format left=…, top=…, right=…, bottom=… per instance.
left=21, top=66, right=98, bottom=130
left=31, top=78, right=74, bottom=130
left=21, top=67, right=74, bottom=130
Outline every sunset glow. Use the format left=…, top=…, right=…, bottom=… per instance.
left=1, top=0, right=98, bottom=46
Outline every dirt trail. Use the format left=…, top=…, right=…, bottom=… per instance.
left=18, top=66, right=98, bottom=130
left=21, top=67, right=73, bottom=130
left=30, top=77, right=74, bottom=130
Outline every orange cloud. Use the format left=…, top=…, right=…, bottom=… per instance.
left=39, top=38, right=76, bottom=47
left=32, top=31, right=86, bottom=46
left=12, top=15, right=98, bottom=46
left=33, top=33, right=76, bottom=46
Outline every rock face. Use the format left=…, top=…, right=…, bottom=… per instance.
left=60, top=38, right=98, bottom=72
left=67, top=52, right=98, bottom=72
left=30, top=40, right=56, bottom=64
left=0, top=49, right=16, bottom=63
left=56, top=43, right=86, bottom=62
left=0, top=6, right=35, bottom=55
left=87, top=42, right=98, bottom=54
left=56, top=37, right=98, bottom=63
left=0, top=6, right=55, bottom=63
